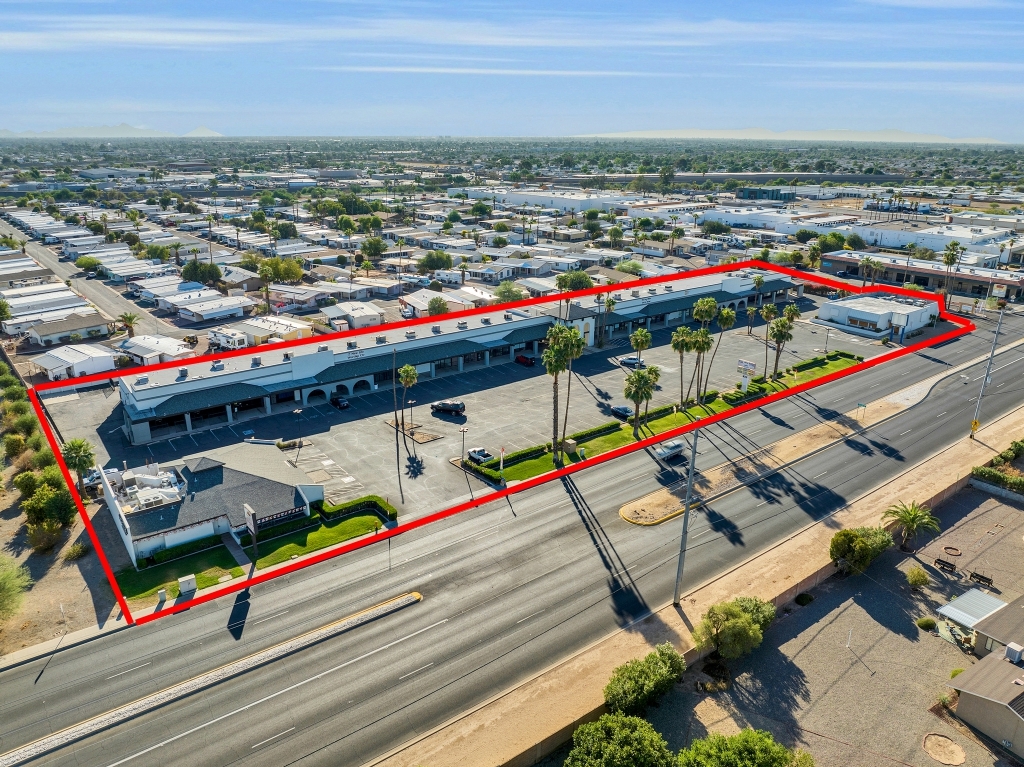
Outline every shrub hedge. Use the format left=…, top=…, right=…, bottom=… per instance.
left=567, top=421, right=623, bottom=443
left=239, top=513, right=322, bottom=547
left=323, top=494, right=397, bottom=522
left=603, top=643, right=686, bottom=715
left=145, top=535, right=225, bottom=567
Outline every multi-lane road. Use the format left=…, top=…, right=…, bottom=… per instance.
left=1, top=311, right=1022, bottom=767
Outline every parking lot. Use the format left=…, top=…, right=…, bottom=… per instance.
left=45, top=296, right=879, bottom=521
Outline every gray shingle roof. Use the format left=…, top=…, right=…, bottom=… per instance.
left=313, top=339, right=488, bottom=384
left=502, top=323, right=553, bottom=345
left=150, top=382, right=268, bottom=419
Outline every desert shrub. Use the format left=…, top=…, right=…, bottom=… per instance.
left=12, top=471, right=39, bottom=498
left=950, top=668, right=964, bottom=679
left=3, top=399, right=30, bottom=416
left=3, top=386, right=26, bottom=402
left=45, top=489, right=78, bottom=527
left=3, top=433, right=26, bottom=459
left=0, top=361, right=10, bottom=376
left=31, top=448, right=56, bottom=469
left=26, top=519, right=64, bottom=553
left=693, top=601, right=763, bottom=660
left=603, top=643, right=686, bottom=715
left=734, top=596, right=776, bottom=633
left=0, top=553, right=32, bottom=620
left=0, top=374, right=19, bottom=389
left=565, top=713, right=674, bottom=767
left=678, top=730, right=805, bottom=767
left=12, top=414, right=38, bottom=436
left=63, top=542, right=91, bottom=561
left=26, top=432, right=44, bottom=451
left=795, top=593, right=814, bottom=606
left=916, top=617, right=936, bottom=631
left=906, top=565, right=930, bottom=589
left=39, top=464, right=66, bottom=491
left=20, top=483, right=56, bottom=524
left=13, top=450, right=36, bottom=473
left=829, top=526, right=892, bottom=573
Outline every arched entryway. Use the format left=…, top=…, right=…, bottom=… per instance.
left=334, top=383, right=350, bottom=396
left=305, top=388, right=328, bottom=405
left=352, top=379, right=372, bottom=393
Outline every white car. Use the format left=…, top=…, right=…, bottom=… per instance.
left=652, top=440, right=685, bottom=461
left=466, top=447, right=494, bottom=464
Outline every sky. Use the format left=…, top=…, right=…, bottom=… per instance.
left=4, top=0, right=1024, bottom=141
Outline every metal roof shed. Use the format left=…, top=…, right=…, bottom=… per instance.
left=937, top=589, right=1007, bottom=630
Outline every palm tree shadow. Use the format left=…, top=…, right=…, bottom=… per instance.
left=560, top=475, right=650, bottom=627
left=404, top=454, right=426, bottom=479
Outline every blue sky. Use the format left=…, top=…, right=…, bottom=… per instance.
left=4, top=0, right=1024, bottom=140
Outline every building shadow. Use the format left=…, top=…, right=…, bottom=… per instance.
left=226, top=588, right=250, bottom=640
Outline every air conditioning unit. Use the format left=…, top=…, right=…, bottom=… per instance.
left=283, top=351, right=293, bottom=360
left=457, top=321, right=468, bottom=329
left=1007, top=642, right=1024, bottom=664
left=211, top=360, right=224, bottom=371
left=135, top=374, right=148, bottom=385
left=178, top=367, right=188, bottom=378
left=252, top=356, right=261, bottom=367
left=665, top=285, right=674, bottom=291
left=376, top=335, right=387, bottom=344
left=347, top=341, right=358, bottom=349
left=504, top=313, right=513, bottom=320
left=318, top=344, right=328, bottom=352
left=481, top=317, right=491, bottom=324
left=631, top=290, right=640, bottom=297
left=648, top=288, right=656, bottom=294
left=405, top=330, right=416, bottom=339
left=432, top=325, right=442, bottom=333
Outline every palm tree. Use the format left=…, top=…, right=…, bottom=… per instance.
left=642, top=365, right=661, bottom=428
left=629, top=327, right=652, bottom=366
left=18, top=239, right=27, bottom=254
left=692, top=296, right=718, bottom=330
left=750, top=275, right=765, bottom=316
left=559, top=327, right=586, bottom=461
left=768, top=318, right=794, bottom=379
left=624, top=368, right=654, bottom=440
left=601, top=295, right=616, bottom=347
left=685, top=328, right=713, bottom=406
left=542, top=324, right=569, bottom=462
left=670, top=326, right=693, bottom=408
left=783, top=303, right=801, bottom=323
left=258, top=263, right=274, bottom=313
left=702, top=308, right=736, bottom=400
left=458, top=262, right=468, bottom=284
left=61, top=438, right=96, bottom=498
left=858, top=256, right=878, bottom=288
left=397, top=364, right=418, bottom=450
left=118, top=312, right=139, bottom=338
left=100, top=213, right=108, bottom=234
left=759, top=303, right=777, bottom=377
left=942, top=241, right=962, bottom=308
left=882, top=500, right=940, bottom=549
left=171, top=243, right=182, bottom=267
left=807, top=244, right=822, bottom=269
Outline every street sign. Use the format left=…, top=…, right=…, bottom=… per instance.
left=971, top=419, right=980, bottom=432
left=737, top=358, right=757, bottom=375
left=244, top=503, right=257, bottom=538
left=993, top=284, right=1007, bottom=298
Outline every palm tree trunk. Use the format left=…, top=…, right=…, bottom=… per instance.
left=678, top=352, right=685, bottom=408
left=400, top=387, right=409, bottom=452
left=764, top=335, right=770, bottom=380
left=704, top=333, right=724, bottom=400
left=632, top=401, right=640, bottom=439
left=551, top=375, right=560, bottom=463
left=773, top=343, right=784, bottom=379
left=561, top=361, right=574, bottom=459
left=685, top=355, right=700, bottom=407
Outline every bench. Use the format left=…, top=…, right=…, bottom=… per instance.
left=970, top=571, right=994, bottom=587
left=934, top=558, right=957, bottom=573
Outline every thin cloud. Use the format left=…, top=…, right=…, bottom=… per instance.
left=309, top=65, right=676, bottom=77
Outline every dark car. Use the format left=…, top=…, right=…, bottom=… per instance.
left=430, top=399, right=466, bottom=414
left=836, top=271, right=849, bottom=278
left=611, top=405, right=634, bottom=420
left=514, top=354, right=536, bottom=367
left=330, top=395, right=350, bottom=410
left=618, top=355, right=645, bottom=369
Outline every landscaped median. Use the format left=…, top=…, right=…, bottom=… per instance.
left=240, top=495, right=396, bottom=570
left=463, top=351, right=863, bottom=485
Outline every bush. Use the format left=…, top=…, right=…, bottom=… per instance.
left=950, top=668, right=964, bottom=679
left=916, top=617, right=936, bottom=631
left=323, top=494, right=398, bottom=522
left=21, top=483, right=56, bottom=524
left=829, top=526, right=892, bottom=573
left=4, top=400, right=30, bottom=418
left=27, top=519, right=64, bottom=553
left=693, top=601, right=763, bottom=660
left=3, top=385, right=26, bottom=402
left=39, top=464, right=67, bottom=491
left=0, top=374, right=20, bottom=390
left=26, top=432, right=44, bottom=451
left=13, top=450, right=35, bottom=473
left=568, top=421, right=623, bottom=443
left=12, top=471, right=39, bottom=498
left=565, top=713, right=675, bottom=767
left=150, top=535, right=223, bottom=564
left=734, top=596, right=776, bottom=633
left=678, top=730, right=805, bottom=767
left=44, top=489, right=78, bottom=526
left=12, top=413, right=38, bottom=436
left=0, top=553, right=32, bottom=620
left=3, top=433, right=26, bottom=459
left=31, top=448, right=56, bottom=469
left=603, top=643, right=686, bottom=715
left=906, top=565, right=930, bottom=589
left=795, top=593, right=814, bottom=606
left=464, top=461, right=503, bottom=484
left=238, top=513, right=321, bottom=547
left=481, top=444, right=548, bottom=469
left=63, top=542, right=91, bottom=561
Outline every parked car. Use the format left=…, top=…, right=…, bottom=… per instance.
left=652, top=440, right=685, bottom=461
left=618, top=355, right=645, bottom=369
left=514, top=354, right=536, bottom=367
left=836, top=271, right=849, bottom=278
left=430, top=399, right=466, bottom=414
left=330, top=395, right=350, bottom=410
left=611, top=405, right=634, bottom=420
left=82, top=467, right=119, bottom=488
left=466, top=447, right=494, bottom=464
left=400, top=306, right=415, bottom=319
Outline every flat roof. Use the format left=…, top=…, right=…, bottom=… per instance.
left=937, top=588, right=1007, bottom=629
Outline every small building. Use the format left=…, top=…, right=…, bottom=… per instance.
left=325, top=302, right=385, bottom=330
left=114, top=334, right=197, bottom=365
left=401, top=288, right=474, bottom=317
left=267, top=284, right=331, bottom=313
left=937, top=588, right=1007, bottom=635
left=945, top=646, right=1024, bottom=760
left=178, top=296, right=255, bottom=323
left=813, top=294, right=935, bottom=340
left=26, top=313, right=111, bottom=346
left=230, top=315, right=314, bottom=345
left=736, top=187, right=796, bottom=202
left=31, top=343, right=116, bottom=381
left=219, top=266, right=263, bottom=292
left=973, top=593, right=1024, bottom=658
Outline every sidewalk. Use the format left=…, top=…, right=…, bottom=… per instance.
left=367, top=402, right=1024, bottom=767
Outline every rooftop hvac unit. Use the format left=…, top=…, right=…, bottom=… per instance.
left=135, top=374, right=148, bottom=385
left=318, top=344, right=328, bottom=352
left=376, top=335, right=387, bottom=344
left=347, top=341, right=358, bottom=349
left=457, top=321, right=468, bottom=329
left=405, top=330, right=416, bottom=338
left=1007, top=642, right=1024, bottom=664
left=211, top=360, right=224, bottom=371
left=481, top=317, right=491, bottom=324
left=631, top=290, right=640, bottom=297
left=283, top=351, right=292, bottom=360
left=252, top=356, right=261, bottom=366
left=178, top=367, right=188, bottom=378
left=665, top=285, right=674, bottom=291
left=432, top=325, right=442, bottom=333
left=504, top=313, right=512, bottom=320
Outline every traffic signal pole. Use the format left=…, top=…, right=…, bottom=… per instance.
left=971, top=307, right=1004, bottom=438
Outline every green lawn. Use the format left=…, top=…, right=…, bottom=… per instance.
left=116, top=547, right=244, bottom=602
left=245, top=513, right=382, bottom=569
left=780, top=356, right=859, bottom=386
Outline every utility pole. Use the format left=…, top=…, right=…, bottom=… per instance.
left=971, top=306, right=1004, bottom=438
left=673, top=429, right=700, bottom=606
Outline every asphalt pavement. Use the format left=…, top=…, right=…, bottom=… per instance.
left=1, top=311, right=1022, bottom=767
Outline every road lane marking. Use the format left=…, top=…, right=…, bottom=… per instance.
left=813, top=471, right=827, bottom=479
left=106, top=663, right=151, bottom=680
left=516, top=610, right=545, bottom=624
left=0, top=594, right=427, bottom=767
left=253, top=611, right=289, bottom=625
left=399, top=663, right=433, bottom=680
left=251, top=728, right=294, bottom=749
left=936, top=412, right=947, bottom=418
left=899, top=429, right=912, bottom=436
left=756, top=501, right=768, bottom=507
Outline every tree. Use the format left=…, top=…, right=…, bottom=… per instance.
left=641, top=365, right=661, bottom=427
left=397, top=364, right=418, bottom=446
left=702, top=308, right=736, bottom=401
left=182, top=260, right=221, bottom=285
left=693, top=601, right=763, bottom=660
left=0, top=553, right=32, bottom=621
left=616, top=260, right=643, bottom=276
left=733, top=596, right=776, bottom=634
left=556, top=270, right=595, bottom=294
left=492, top=235, right=509, bottom=248
left=0, top=299, right=10, bottom=322
left=846, top=233, right=867, bottom=250
left=608, top=226, right=624, bottom=248
left=678, top=729, right=807, bottom=767
left=118, top=312, right=139, bottom=338
left=61, top=438, right=95, bottom=498
left=794, top=229, right=820, bottom=244
left=360, top=236, right=388, bottom=266
left=258, top=263, right=275, bottom=313
left=768, top=318, right=794, bottom=379
left=420, top=250, right=453, bottom=273
left=829, top=526, right=893, bottom=573
left=882, top=500, right=940, bottom=549
left=493, top=221, right=510, bottom=233
left=427, top=296, right=449, bottom=316
left=749, top=275, right=765, bottom=331
left=470, top=201, right=491, bottom=217
left=629, top=327, right=652, bottom=366
left=701, top=220, right=731, bottom=236
left=604, top=643, right=686, bottom=715
left=564, top=713, right=674, bottom=767
left=542, top=324, right=570, bottom=459
left=75, top=256, right=101, bottom=272
left=685, top=328, right=713, bottom=407
left=494, top=281, right=524, bottom=303
left=942, top=241, right=963, bottom=308
left=624, top=368, right=655, bottom=439
left=671, top=326, right=693, bottom=408
left=807, top=243, right=822, bottom=269
left=782, top=303, right=801, bottom=323
left=759, top=303, right=777, bottom=377
left=559, top=327, right=586, bottom=461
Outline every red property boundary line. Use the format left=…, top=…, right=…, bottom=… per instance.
left=26, top=263, right=975, bottom=627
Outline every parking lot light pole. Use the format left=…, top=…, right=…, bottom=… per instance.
left=673, top=428, right=700, bottom=606
left=971, top=306, right=1004, bottom=438
left=460, top=427, right=469, bottom=462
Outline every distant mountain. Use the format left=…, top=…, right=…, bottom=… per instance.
left=579, top=127, right=1003, bottom=144
left=182, top=126, right=224, bottom=137
left=0, top=123, right=224, bottom=138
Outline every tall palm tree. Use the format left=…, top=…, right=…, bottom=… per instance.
left=629, top=327, right=652, bottom=366
left=942, top=241, right=962, bottom=308
left=258, top=263, right=274, bottom=314
left=750, top=275, right=765, bottom=315
left=397, top=364, right=418, bottom=451
left=624, top=368, right=654, bottom=440
left=542, top=324, right=569, bottom=462
left=118, top=312, right=139, bottom=338
left=858, top=256, right=877, bottom=288
left=703, top=308, right=736, bottom=400
left=768, top=318, right=794, bottom=379
left=171, top=243, right=182, bottom=267
left=692, top=296, right=718, bottom=330
left=558, top=327, right=586, bottom=461
left=807, top=244, right=822, bottom=270
left=759, top=303, right=778, bottom=378
left=882, top=500, right=940, bottom=549
left=641, top=365, right=661, bottom=428
left=783, top=303, right=801, bottom=323
left=670, top=326, right=693, bottom=408
left=61, top=438, right=95, bottom=498
left=685, top=328, right=713, bottom=406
